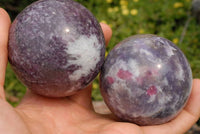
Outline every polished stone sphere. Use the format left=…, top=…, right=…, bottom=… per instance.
left=8, top=0, right=105, bottom=97
left=100, top=34, right=192, bottom=125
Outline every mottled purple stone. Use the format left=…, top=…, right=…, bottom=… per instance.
left=8, top=0, right=105, bottom=97
left=100, top=34, right=192, bottom=126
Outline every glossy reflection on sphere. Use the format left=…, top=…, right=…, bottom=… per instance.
left=100, top=34, right=192, bottom=126
left=8, top=0, right=105, bottom=97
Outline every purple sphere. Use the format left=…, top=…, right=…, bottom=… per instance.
left=100, top=34, right=192, bottom=125
left=8, top=0, right=105, bottom=97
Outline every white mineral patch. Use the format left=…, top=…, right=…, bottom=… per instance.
left=147, top=94, right=156, bottom=103
left=144, top=38, right=153, bottom=46
left=128, top=59, right=140, bottom=77
left=139, top=48, right=162, bottom=65
left=113, top=79, right=132, bottom=95
left=165, top=41, right=177, bottom=57
left=170, top=94, right=180, bottom=110
left=148, top=58, right=163, bottom=66
left=155, top=37, right=165, bottom=46
left=157, top=86, right=163, bottom=93
left=139, top=48, right=163, bottom=64
left=158, top=92, right=173, bottom=105
left=105, top=59, right=139, bottom=81
left=175, top=62, right=185, bottom=81
left=161, top=77, right=169, bottom=87
left=140, top=48, right=153, bottom=57
left=109, top=80, right=132, bottom=115
left=106, top=60, right=128, bottom=77
left=64, top=35, right=101, bottom=81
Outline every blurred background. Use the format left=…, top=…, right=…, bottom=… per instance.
left=0, top=0, right=200, bottom=129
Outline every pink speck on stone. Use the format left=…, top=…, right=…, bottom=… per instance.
left=147, top=86, right=157, bottom=96
left=117, top=69, right=132, bottom=80
left=107, top=76, right=114, bottom=84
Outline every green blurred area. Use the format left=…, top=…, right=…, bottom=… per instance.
left=1, top=0, right=200, bottom=107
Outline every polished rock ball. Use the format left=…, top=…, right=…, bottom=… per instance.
left=8, top=0, right=105, bottom=97
left=100, top=34, right=192, bottom=126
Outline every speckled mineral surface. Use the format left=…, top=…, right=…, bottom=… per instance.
left=8, top=0, right=105, bottom=97
left=100, top=34, right=192, bottom=125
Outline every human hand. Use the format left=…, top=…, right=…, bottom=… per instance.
left=1, top=8, right=200, bottom=134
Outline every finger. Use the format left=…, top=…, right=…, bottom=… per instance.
left=142, top=79, right=200, bottom=134
left=100, top=23, right=112, bottom=46
left=183, top=79, right=200, bottom=119
left=0, top=8, right=11, bottom=100
left=69, top=23, right=112, bottom=110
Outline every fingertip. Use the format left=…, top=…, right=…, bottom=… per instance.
left=193, top=79, right=200, bottom=87
left=0, top=8, right=11, bottom=27
left=0, top=8, right=11, bottom=45
left=100, top=23, right=112, bottom=46
left=191, top=79, right=200, bottom=96
left=0, top=8, right=11, bottom=100
left=185, top=79, right=200, bottom=117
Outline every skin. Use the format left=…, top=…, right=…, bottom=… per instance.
left=0, top=8, right=200, bottom=134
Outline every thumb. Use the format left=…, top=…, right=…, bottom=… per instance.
left=0, top=8, right=11, bottom=100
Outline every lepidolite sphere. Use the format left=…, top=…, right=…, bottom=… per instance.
left=8, top=0, right=105, bottom=97
left=100, top=34, right=192, bottom=125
